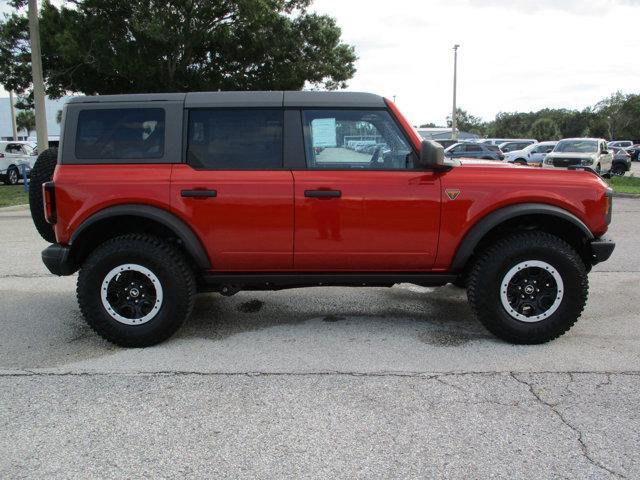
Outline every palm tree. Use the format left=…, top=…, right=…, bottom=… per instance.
left=16, top=110, right=36, bottom=137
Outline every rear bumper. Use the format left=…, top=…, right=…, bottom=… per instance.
left=590, top=235, right=615, bottom=265
left=42, top=244, right=75, bottom=276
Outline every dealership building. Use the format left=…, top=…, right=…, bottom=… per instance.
left=0, top=96, right=70, bottom=141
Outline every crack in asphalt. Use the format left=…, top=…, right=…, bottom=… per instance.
left=510, top=373, right=626, bottom=479
left=0, top=368, right=635, bottom=478
left=0, top=273, right=56, bottom=279
left=1, top=369, right=639, bottom=378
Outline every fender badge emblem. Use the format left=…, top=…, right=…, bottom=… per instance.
left=446, top=189, right=461, bottom=201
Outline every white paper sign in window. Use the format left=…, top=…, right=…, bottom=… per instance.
left=311, top=118, right=337, bottom=148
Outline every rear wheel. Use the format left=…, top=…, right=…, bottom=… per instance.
left=514, top=159, right=527, bottom=165
left=28, top=148, right=58, bottom=243
left=4, top=166, right=19, bottom=185
left=467, top=232, right=588, bottom=344
left=77, top=235, right=196, bottom=347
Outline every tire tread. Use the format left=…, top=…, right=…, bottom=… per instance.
left=467, top=231, right=588, bottom=344
left=77, top=234, right=195, bottom=347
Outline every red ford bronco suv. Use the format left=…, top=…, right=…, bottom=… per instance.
left=28, top=91, right=615, bottom=347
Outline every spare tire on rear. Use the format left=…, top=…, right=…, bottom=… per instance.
left=28, top=148, right=58, bottom=243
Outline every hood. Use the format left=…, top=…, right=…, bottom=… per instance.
left=547, top=152, right=597, bottom=159
left=458, top=158, right=518, bottom=168
left=504, top=149, right=526, bottom=157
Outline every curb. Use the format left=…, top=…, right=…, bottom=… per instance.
left=0, top=204, right=28, bottom=212
left=612, top=192, right=640, bottom=199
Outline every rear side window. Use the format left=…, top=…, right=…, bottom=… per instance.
left=187, top=109, right=283, bottom=169
left=75, top=108, right=165, bottom=159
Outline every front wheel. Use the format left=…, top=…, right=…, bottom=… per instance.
left=77, top=235, right=196, bottom=347
left=467, top=232, right=588, bottom=344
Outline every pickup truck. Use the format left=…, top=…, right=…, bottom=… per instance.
left=28, top=91, right=615, bottom=347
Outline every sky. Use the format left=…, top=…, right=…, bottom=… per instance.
left=310, top=0, right=640, bottom=125
left=1, top=0, right=639, bottom=126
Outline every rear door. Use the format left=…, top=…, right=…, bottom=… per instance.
left=170, top=106, right=294, bottom=271
left=292, top=108, right=441, bottom=271
left=464, top=144, right=484, bottom=158
left=600, top=141, right=614, bottom=172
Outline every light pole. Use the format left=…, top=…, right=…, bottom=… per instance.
left=28, top=0, right=48, bottom=150
left=451, top=44, right=460, bottom=141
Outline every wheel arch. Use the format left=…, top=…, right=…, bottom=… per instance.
left=69, top=205, right=211, bottom=271
left=451, top=203, right=594, bottom=273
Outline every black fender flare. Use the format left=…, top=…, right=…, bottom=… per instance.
left=70, top=204, right=211, bottom=269
left=450, top=203, right=593, bottom=272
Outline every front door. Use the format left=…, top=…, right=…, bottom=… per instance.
left=293, top=108, right=441, bottom=271
left=171, top=108, right=294, bottom=271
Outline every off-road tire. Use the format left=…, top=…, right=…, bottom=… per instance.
left=467, top=232, right=588, bottom=344
left=77, top=235, right=196, bottom=347
left=28, top=148, right=58, bottom=243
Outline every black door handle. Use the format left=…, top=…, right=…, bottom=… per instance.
left=181, top=189, right=217, bottom=198
left=304, top=189, right=342, bottom=198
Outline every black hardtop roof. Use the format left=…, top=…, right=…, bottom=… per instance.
left=67, top=91, right=386, bottom=108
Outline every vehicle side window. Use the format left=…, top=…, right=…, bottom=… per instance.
left=75, top=108, right=165, bottom=160
left=6, top=143, right=21, bottom=154
left=465, top=144, right=482, bottom=152
left=187, top=109, right=283, bottom=170
left=302, top=109, right=414, bottom=170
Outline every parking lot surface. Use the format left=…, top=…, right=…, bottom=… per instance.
left=1, top=198, right=639, bottom=478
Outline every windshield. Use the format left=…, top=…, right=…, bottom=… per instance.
left=444, top=143, right=464, bottom=152
left=554, top=140, right=598, bottom=153
left=23, top=143, right=37, bottom=155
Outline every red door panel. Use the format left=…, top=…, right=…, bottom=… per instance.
left=293, top=171, right=441, bottom=271
left=170, top=165, right=294, bottom=271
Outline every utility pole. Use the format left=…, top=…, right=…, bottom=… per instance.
left=451, top=44, right=460, bottom=141
left=9, top=91, right=18, bottom=141
left=28, top=0, right=48, bottom=150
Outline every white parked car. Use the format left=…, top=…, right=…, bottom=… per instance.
left=0, top=141, right=38, bottom=185
left=480, top=138, right=537, bottom=147
left=504, top=141, right=557, bottom=165
left=543, top=138, right=613, bottom=176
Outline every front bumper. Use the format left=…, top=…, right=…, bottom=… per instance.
left=42, top=244, right=75, bottom=276
left=590, top=235, right=615, bottom=265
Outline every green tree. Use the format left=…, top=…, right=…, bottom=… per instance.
left=529, top=118, right=561, bottom=141
left=0, top=0, right=356, bottom=98
left=594, top=91, right=639, bottom=140
left=16, top=109, right=35, bottom=135
left=447, top=108, right=485, bottom=135
left=487, top=111, right=535, bottom=138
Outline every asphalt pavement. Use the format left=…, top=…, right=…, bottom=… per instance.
left=1, top=197, right=639, bottom=479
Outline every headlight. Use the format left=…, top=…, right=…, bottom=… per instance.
left=544, top=157, right=553, bottom=165
left=581, top=158, right=594, bottom=166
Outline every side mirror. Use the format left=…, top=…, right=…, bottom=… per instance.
left=418, top=140, right=446, bottom=169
